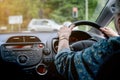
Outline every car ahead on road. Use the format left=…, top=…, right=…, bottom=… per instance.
left=27, top=19, right=62, bottom=31
left=0, top=0, right=119, bottom=80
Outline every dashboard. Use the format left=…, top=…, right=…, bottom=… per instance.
left=0, top=30, right=103, bottom=80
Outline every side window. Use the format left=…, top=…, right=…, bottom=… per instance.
left=107, top=20, right=117, bottom=32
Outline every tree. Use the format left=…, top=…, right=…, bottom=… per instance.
left=0, top=0, right=98, bottom=30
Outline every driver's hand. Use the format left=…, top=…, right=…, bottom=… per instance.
left=100, top=27, right=119, bottom=37
left=58, top=26, right=73, bottom=40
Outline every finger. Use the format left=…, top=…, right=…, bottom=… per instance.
left=69, top=24, right=75, bottom=30
left=60, top=26, right=65, bottom=30
left=100, top=28, right=105, bottom=31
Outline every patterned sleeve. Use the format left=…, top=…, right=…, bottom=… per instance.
left=54, top=37, right=120, bottom=80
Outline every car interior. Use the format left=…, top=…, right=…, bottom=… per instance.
left=0, top=0, right=119, bottom=80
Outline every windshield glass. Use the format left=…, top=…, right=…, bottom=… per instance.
left=0, top=0, right=108, bottom=33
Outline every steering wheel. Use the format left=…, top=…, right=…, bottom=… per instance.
left=70, top=20, right=106, bottom=51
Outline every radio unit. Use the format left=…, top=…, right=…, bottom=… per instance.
left=0, top=42, right=44, bottom=67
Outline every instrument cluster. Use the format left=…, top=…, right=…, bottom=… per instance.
left=52, top=31, right=92, bottom=53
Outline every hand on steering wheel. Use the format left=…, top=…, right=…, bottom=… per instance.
left=69, top=20, right=107, bottom=51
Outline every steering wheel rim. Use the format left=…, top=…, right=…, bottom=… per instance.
left=70, top=20, right=105, bottom=51
left=73, top=20, right=101, bottom=29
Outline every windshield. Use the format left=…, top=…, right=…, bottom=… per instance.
left=0, top=0, right=108, bottom=33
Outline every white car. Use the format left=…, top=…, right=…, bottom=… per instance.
left=27, top=19, right=62, bottom=31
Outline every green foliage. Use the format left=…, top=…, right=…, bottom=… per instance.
left=0, top=0, right=98, bottom=27
left=43, top=0, right=98, bottom=23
